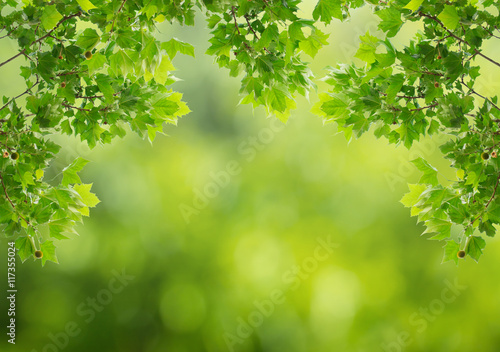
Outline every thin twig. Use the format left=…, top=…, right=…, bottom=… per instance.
left=54, top=70, right=86, bottom=77
left=0, top=50, right=25, bottom=69
left=261, top=0, right=279, bottom=18
left=381, top=92, right=425, bottom=99
left=390, top=102, right=438, bottom=112
left=231, top=7, right=241, bottom=35
left=75, top=92, right=120, bottom=99
left=244, top=14, right=272, bottom=55
left=460, top=78, right=500, bottom=112
left=62, top=103, right=90, bottom=111
left=110, top=0, right=127, bottom=33
left=410, top=102, right=438, bottom=112
left=0, top=172, right=16, bottom=209
left=482, top=25, right=500, bottom=40
left=0, top=78, right=40, bottom=111
left=244, top=14, right=258, bottom=38
left=0, top=25, right=19, bottom=40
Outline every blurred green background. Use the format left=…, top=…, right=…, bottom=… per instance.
left=2, top=3, right=500, bottom=352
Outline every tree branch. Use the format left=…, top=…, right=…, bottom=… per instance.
left=0, top=11, right=81, bottom=69
left=419, top=11, right=500, bottom=69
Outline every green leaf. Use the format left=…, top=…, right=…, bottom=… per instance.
left=161, top=38, right=195, bottom=59
left=400, top=184, right=427, bottom=208
left=411, top=157, right=439, bottom=186
left=141, top=37, right=160, bottom=71
left=354, top=32, right=379, bottom=64
left=76, top=28, right=100, bottom=50
left=95, top=74, right=114, bottom=102
left=256, top=24, right=279, bottom=51
left=299, top=29, right=329, bottom=58
left=36, top=52, right=57, bottom=79
left=44, top=188, right=75, bottom=209
left=0, top=204, right=14, bottom=223
left=320, top=93, right=349, bottom=118
left=438, top=5, right=460, bottom=30
left=312, top=0, right=343, bottom=25
left=151, top=94, right=180, bottom=119
left=478, top=220, right=496, bottom=237
left=61, top=119, right=73, bottom=135
left=62, top=157, right=90, bottom=186
left=40, top=240, right=59, bottom=266
left=442, top=240, right=460, bottom=265
left=288, top=22, right=306, bottom=42
left=109, top=50, right=134, bottom=77
left=15, top=236, right=34, bottom=263
left=376, top=8, right=403, bottom=37
left=443, top=52, right=463, bottom=81
left=154, top=55, right=175, bottom=85
left=35, top=169, right=44, bottom=181
left=207, top=14, right=221, bottom=29
left=467, top=236, right=486, bottom=262
left=73, top=183, right=100, bottom=208
left=76, top=0, right=96, bottom=12
left=40, top=5, right=62, bottom=30
left=267, top=88, right=288, bottom=113
left=83, top=52, right=106, bottom=75
left=404, top=0, right=424, bottom=11
left=385, top=74, right=405, bottom=103
left=422, top=218, right=452, bottom=240
left=49, top=218, right=74, bottom=240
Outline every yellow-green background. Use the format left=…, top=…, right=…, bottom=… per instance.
left=1, top=3, right=500, bottom=352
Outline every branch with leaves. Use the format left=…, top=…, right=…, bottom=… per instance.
left=2, top=0, right=500, bottom=266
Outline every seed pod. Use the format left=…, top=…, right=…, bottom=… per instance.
left=481, top=152, right=489, bottom=160
left=457, top=250, right=466, bottom=259
left=491, top=151, right=497, bottom=158
left=84, top=51, right=93, bottom=60
left=434, top=81, right=439, bottom=88
left=10, top=152, right=19, bottom=160
left=34, top=250, right=43, bottom=259
left=58, top=55, right=63, bottom=60
left=2, top=151, right=8, bottom=158
left=61, top=82, right=66, bottom=88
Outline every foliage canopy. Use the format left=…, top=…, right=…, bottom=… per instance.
left=1, top=0, right=499, bottom=265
